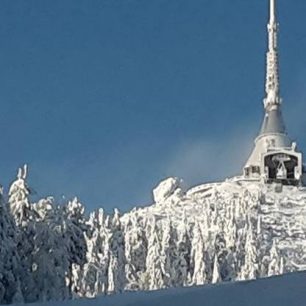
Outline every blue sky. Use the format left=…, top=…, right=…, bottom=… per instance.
left=0, top=0, right=306, bottom=212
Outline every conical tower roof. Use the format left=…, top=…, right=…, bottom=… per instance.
left=259, top=108, right=286, bottom=136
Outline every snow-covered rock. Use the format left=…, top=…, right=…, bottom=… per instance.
left=152, top=177, right=184, bottom=203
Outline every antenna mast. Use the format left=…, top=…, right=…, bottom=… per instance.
left=264, top=0, right=281, bottom=110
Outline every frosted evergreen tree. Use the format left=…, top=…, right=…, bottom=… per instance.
left=190, top=221, right=207, bottom=285
left=107, top=209, right=126, bottom=294
left=31, top=197, right=70, bottom=302
left=212, top=255, right=221, bottom=284
left=235, top=225, right=247, bottom=275
left=62, top=198, right=88, bottom=296
left=268, top=241, right=282, bottom=277
left=0, top=186, right=23, bottom=304
left=8, top=166, right=37, bottom=303
left=160, top=218, right=175, bottom=287
left=76, top=209, right=110, bottom=297
left=9, top=165, right=37, bottom=227
left=214, top=233, right=229, bottom=281
left=222, top=210, right=238, bottom=281
left=124, top=213, right=147, bottom=291
left=223, top=201, right=237, bottom=251
left=143, top=216, right=165, bottom=290
left=123, top=215, right=138, bottom=291
left=238, top=222, right=258, bottom=281
left=172, top=219, right=190, bottom=287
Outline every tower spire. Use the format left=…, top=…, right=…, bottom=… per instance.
left=264, top=0, right=280, bottom=110
left=243, top=0, right=304, bottom=185
left=270, top=0, right=275, bottom=23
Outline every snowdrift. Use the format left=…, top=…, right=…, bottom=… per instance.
left=27, top=271, right=306, bottom=306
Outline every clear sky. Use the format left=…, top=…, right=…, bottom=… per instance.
left=0, top=0, right=306, bottom=213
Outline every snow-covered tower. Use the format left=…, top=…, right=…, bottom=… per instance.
left=243, top=0, right=305, bottom=185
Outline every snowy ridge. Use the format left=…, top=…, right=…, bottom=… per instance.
left=2, top=167, right=306, bottom=304
left=119, top=177, right=306, bottom=285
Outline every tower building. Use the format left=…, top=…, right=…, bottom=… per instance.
left=243, top=0, right=305, bottom=185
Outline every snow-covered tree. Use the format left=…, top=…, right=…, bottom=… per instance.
left=238, top=222, right=258, bottom=281
left=159, top=218, right=176, bottom=287
left=0, top=186, right=23, bottom=304
left=31, top=197, right=70, bottom=302
left=212, top=255, right=221, bottom=284
left=142, top=216, right=165, bottom=290
left=8, top=166, right=37, bottom=303
left=107, top=209, right=126, bottom=294
left=75, top=208, right=111, bottom=298
left=62, top=198, right=88, bottom=296
left=124, top=213, right=147, bottom=291
left=173, top=224, right=190, bottom=287
left=9, top=165, right=37, bottom=227
left=190, top=221, right=207, bottom=285
left=268, top=240, right=283, bottom=277
left=214, top=232, right=229, bottom=281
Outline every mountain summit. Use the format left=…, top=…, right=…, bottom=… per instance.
left=2, top=1, right=306, bottom=305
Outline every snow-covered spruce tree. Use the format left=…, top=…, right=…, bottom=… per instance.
left=8, top=165, right=37, bottom=303
left=223, top=201, right=236, bottom=249
left=9, top=165, right=36, bottom=227
left=31, top=197, right=70, bottom=302
left=238, top=219, right=258, bottom=281
left=213, top=232, right=229, bottom=282
left=268, top=240, right=283, bottom=277
left=173, top=215, right=191, bottom=287
left=142, top=216, right=165, bottom=291
left=107, top=209, right=126, bottom=294
left=0, top=186, right=23, bottom=304
left=222, top=204, right=238, bottom=281
left=190, top=221, right=207, bottom=285
left=211, top=254, right=221, bottom=284
left=75, top=209, right=111, bottom=298
left=159, top=218, right=177, bottom=288
left=62, top=198, right=88, bottom=297
left=124, top=212, right=147, bottom=291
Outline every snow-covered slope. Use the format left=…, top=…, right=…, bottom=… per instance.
left=72, top=176, right=306, bottom=298
left=4, top=169, right=306, bottom=304
left=120, top=177, right=306, bottom=283
left=27, top=271, right=306, bottom=306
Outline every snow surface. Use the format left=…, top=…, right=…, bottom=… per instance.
left=23, top=271, right=306, bottom=306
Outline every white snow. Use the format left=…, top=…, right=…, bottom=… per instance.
left=20, top=271, right=306, bottom=306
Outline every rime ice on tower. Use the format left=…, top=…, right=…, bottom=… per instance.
left=244, top=0, right=305, bottom=185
